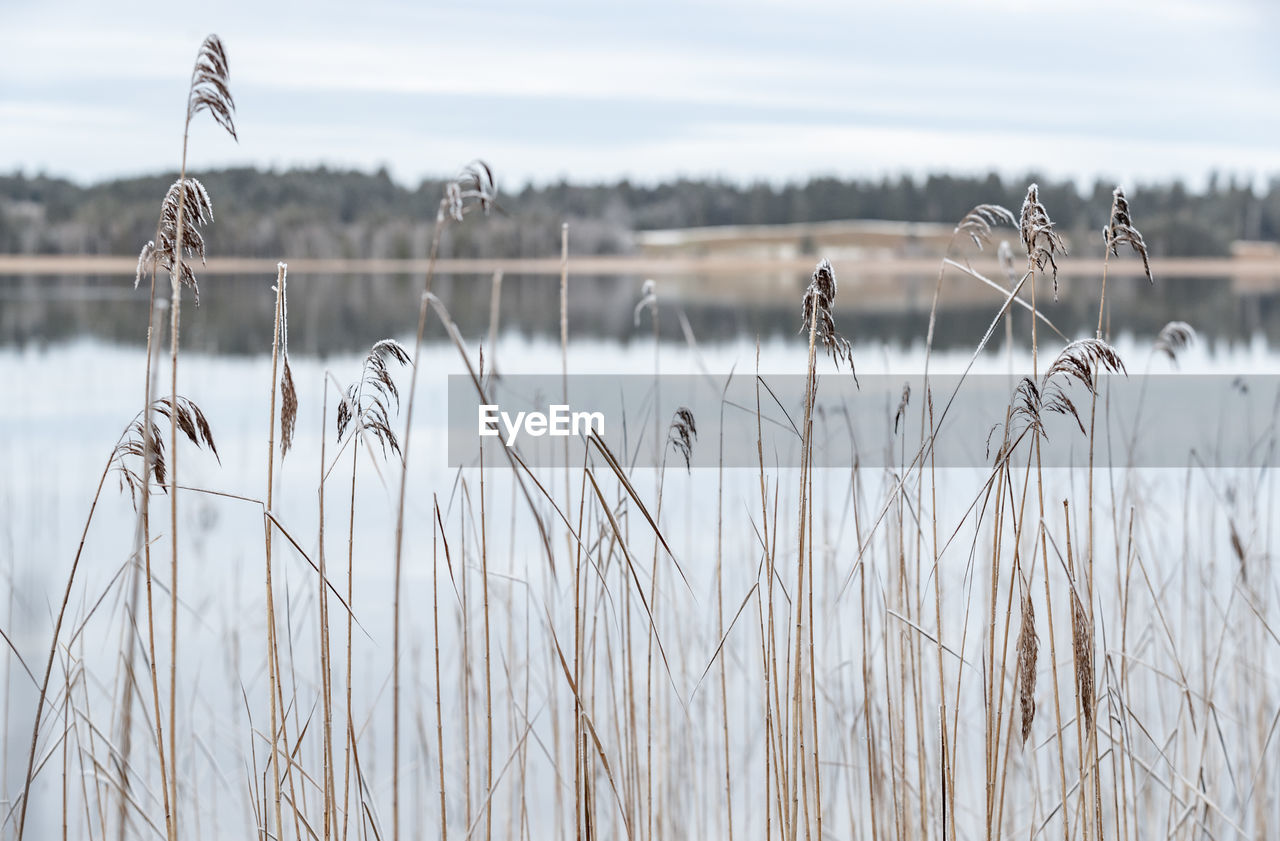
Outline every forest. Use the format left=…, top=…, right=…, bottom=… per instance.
left=2, top=167, right=1274, bottom=260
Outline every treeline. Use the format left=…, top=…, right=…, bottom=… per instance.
left=1, top=166, right=1276, bottom=259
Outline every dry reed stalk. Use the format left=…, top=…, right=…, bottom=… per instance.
left=459, top=496, right=473, bottom=832
left=1078, top=192, right=1150, bottom=841
left=923, top=207, right=1017, bottom=841
left=15, top=450, right=128, bottom=841
left=264, top=264, right=287, bottom=840
left=432, top=499, right=450, bottom=841
left=479, top=350, right=494, bottom=841
left=382, top=163, right=491, bottom=839
left=16, top=367, right=217, bottom=841
left=487, top=270, right=503, bottom=374
left=334, top=338, right=408, bottom=840
left=327, top=352, right=405, bottom=841
left=793, top=259, right=852, bottom=841
left=572, top=445, right=586, bottom=841
left=981, top=456, right=1010, bottom=840
left=386, top=164, right=494, bottom=829
left=125, top=297, right=169, bottom=841
left=1063, top=502, right=1100, bottom=839
left=715, top=374, right=735, bottom=841
left=140, top=312, right=175, bottom=841
left=1018, top=181, right=1074, bottom=841
left=161, top=42, right=235, bottom=830
left=991, top=447, right=1043, bottom=835
left=342, top=451, right=356, bottom=841
left=392, top=494, right=403, bottom=841
left=752, top=363, right=787, bottom=838
left=561, top=224, right=572, bottom=557
left=318, top=383, right=336, bottom=841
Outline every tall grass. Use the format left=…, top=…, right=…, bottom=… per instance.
left=6, top=33, right=1280, bottom=841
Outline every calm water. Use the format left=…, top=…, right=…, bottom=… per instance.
left=3, top=269, right=1279, bottom=354
left=3, top=274, right=1279, bottom=838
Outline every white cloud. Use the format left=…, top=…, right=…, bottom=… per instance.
left=1, top=0, right=1276, bottom=184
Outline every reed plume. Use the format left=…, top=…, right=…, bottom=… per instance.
left=1019, top=184, right=1067, bottom=298
left=338, top=339, right=411, bottom=457
left=667, top=408, right=697, bottom=470
left=955, top=204, right=1016, bottom=250
left=894, top=383, right=910, bottom=433
left=335, top=337, right=410, bottom=841
left=277, top=270, right=297, bottom=456
left=187, top=35, right=237, bottom=140
left=1015, top=594, right=1038, bottom=746
left=634, top=279, right=657, bottom=326
left=1011, top=339, right=1125, bottom=438
left=1155, top=321, right=1195, bottom=364
left=1044, top=338, right=1126, bottom=392
left=280, top=363, right=297, bottom=455
left=136, top=179, right=214, bottom=304
left=445, top=160, right=498, bottom=222
left=1104, top=188, right=1152, bottom=282
left=1070, top=588, right=1095, bottom=730
left=800, top=259, right=855, bottom=375
left=113, top=398, right=222, bottom=504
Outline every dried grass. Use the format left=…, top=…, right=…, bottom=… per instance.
left=955, top=204, right=1016, bottom=250
left=1015, top=594, right=1038, bottom=747
left=1019, top=184, right=1068, bottom=298
left=667, top=408, right=697, bottom=471
left=800, top=259, right=855, bottom=375
left=1155, top=320, right=1196, bottom=364
left=1105, top=188, right=1152, bottom=282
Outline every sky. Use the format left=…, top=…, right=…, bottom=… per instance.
left=3, top=0, right=1279, bottom=189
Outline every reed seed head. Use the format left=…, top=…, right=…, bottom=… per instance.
left=1071, top=589, right=1095, bottom=730
left=187, top=35, right=237, bottom=140
left=1011, top=338, right=1125, bottom=438
left=277, top=264, right=298, bottom=457
left=1104, top=187, right=1151, bottom=283
left=280, top=358, right=297, bottom=456
left=138, top=178, right=215, bottom=304
left=1019, top=184, right=1068, bottom=299
left=894, top=383, right=910, bottom=434
left=1155, top=321, right=1195, bottom=365
left=634, top=279, right=657, bottom=327
left=442, top=160, right=497, bottom=222
left=338, top=338, right=412, bottom=459
left=668, top=407, right=697, bottom=471
left=955, top=204, right=1016, bottom=251
left=801, top=259, right=856, bottom=377
left=1016, top=593, right=1038, bottom=746
left=113, top=397, right=218, bottom=508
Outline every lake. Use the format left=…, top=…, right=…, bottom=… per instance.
left=3, top=268, right=1279, bottom=840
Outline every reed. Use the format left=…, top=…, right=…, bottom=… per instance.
left=9, top=62, right=1278, bottom=841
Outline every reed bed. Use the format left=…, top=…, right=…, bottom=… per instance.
left=3, top=33, right=1280, bottom=841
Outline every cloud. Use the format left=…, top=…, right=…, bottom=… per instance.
left=1, top=0, right=1276, bottom=185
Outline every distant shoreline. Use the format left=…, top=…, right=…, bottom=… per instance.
left=3, top=254, right=1277, bottom=278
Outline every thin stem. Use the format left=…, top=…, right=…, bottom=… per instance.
left=264, top=264, right=286, bottom=841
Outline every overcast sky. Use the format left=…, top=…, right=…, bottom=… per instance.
left=3, top=0, right=1278, bottom=189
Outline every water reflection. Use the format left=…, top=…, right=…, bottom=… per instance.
left=0, top=269, right=1272, bottom=355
